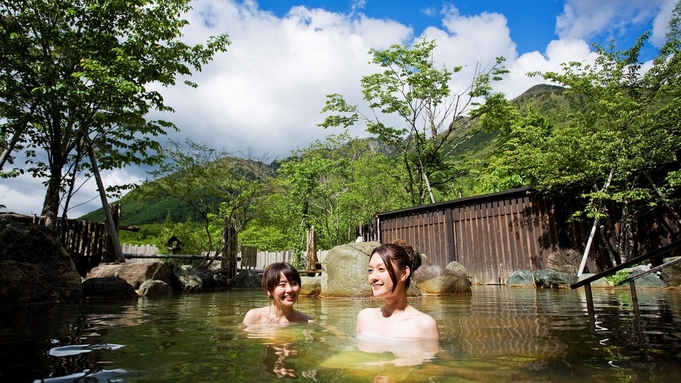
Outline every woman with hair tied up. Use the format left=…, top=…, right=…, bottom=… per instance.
left=356, top=243, right=439, bottom=341
left=243, top=262, right=313, bottom=325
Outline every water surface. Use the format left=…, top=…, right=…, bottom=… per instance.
left=1, top=286, right=680, bottom=382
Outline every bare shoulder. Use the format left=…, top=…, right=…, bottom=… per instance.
left=413, top=310, right=439, bottom=339
left=242, top=307, right=267, bottom=325
left=357, top=307, right=377, bottom=318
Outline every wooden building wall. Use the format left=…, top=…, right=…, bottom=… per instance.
left=376, top=187, right=679, bottom=285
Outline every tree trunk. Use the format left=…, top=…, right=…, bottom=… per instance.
left=41, top=162, right=63, bottom=230
left=87, top=138, right=125, bottom=263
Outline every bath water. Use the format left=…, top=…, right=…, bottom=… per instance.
left=1, top=286, right=680, bottom=382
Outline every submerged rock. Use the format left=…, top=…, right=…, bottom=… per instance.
left=506, top=270, right=534, bottom=287
left=138, top=280, right=173, bottom=296
left=413, top=265, right=471, bottom=295
left=82, top=276, right=138, bottom=299
left=87, top=262, right=172, bottom=289
left=533, top=269, right=577, bottom=288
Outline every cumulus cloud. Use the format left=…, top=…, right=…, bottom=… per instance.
left=556, top=0, right=675, bottom=46
left=1, top=0, right=671, bottom=217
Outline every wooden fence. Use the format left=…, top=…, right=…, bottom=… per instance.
left=374, top=187, right=679, bottom=285
left=123, top=244, right=328, bottom=270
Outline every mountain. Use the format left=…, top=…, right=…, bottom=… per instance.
left=80, top=84, right=568, bottom=225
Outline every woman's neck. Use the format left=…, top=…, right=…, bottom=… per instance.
left=269, top=303, right=294, bottom=322
left=381, top=291, right=409, bottom=316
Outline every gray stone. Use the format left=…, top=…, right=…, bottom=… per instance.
left=533, top=269, right=578, bottom=288
left=629, top=269, right=667, bottom=288
left=445, top=261, right=467, bottom=274
left=0, top=217, right=82, bottom=304
left=578, top=273, right=613, bottom=288
left=171, top=264, right=203, bottom=291
left=413, top=265, right=471, bottom=295
left=87, top=261, right=172, bottom=289
left=213, top=274, right=229, bottom=287
left=506, top=270, right=535, bottom=287
left=659, top=257, right=681, bottom=287
left=300, top=276, right=321, bottom=296
left=321, top=241, right=379, bottom=297
left=227, top=269, right=261, bottom=289
left=138, top=279, right=173, bottom=296
left=196, top=268, right=216, bottom=289
left=82, top=276, right=138, bottom=299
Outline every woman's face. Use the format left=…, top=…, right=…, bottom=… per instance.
left=368, top=253, right=398, bottom=298
left=268, top=272, right=300, bottom=307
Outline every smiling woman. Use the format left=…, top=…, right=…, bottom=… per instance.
left=242, top=262, right=315, bottom=325
left=356, top=243, right=439, bottom=340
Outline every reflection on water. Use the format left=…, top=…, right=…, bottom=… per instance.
left=0, top=286, right=680, bottom=382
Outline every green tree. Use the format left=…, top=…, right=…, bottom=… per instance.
left=140, top=140, right=273, bottom=270
left=0, top=0, right=230, bottom=227
left=320, top=39, right=506, bottom=205
left=482, top=21, right=681, bottom=264
left=275, top=131, right=406, bottom=250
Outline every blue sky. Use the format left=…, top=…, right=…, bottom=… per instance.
left=1, top=0, right=677, bottom=218
left=256, top=0, right=567, bottom=53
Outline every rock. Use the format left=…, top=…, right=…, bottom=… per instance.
left=445, top=261, right=467, bottom=274
left=533, top=269, right=578, bottom=288
left=0, top=218, right=82, bottom=305
left=87, top=262, right=172, bottom=289
left=321, top=241, right=380, bottom=297
left=138, top=280, right=173, bottom=296
left=226, top=269, right=261, bottom=289
left=506, top=270, right=535, bottom=287
left=413, top=265, right=471, bottom=295
left=171, top=264, right=203, bottom=291
left=659, top=257, right=681, bottom=287
left=419, top=253, right=431, bottom=267
left=578, top=273, right=613, bottom=288
left=628, top=268, right=667, bottom=288
left=196, top=268, right=216, bottom=289
left=300, top=276, right=321, bottom=296
left=214, top=274, right=229, bottom=288
left=82, top=276, right=138, bottom=299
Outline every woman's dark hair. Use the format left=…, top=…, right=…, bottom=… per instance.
left=370, top=243, right=413, bottom=291
left=391, top=239, right=422, bottom=271
left=262, top=262, right=302, bottom=294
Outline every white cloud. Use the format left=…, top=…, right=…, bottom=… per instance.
left=556, top=0, right=676, bottom=47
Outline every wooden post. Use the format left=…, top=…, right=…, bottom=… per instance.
left=222, top=218, right=238, bottom=278
left=305, top=226, right=318, bottom=272
left=86, top=137, right=125, bottom=263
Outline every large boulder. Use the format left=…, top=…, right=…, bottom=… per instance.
left=0, top=217, right=82, bottom=304
left=413, top=265, right=471, bottom=295
left=321, top=241, right=379, bottom=297
left=82, top=276, right=138, bottom=299
left=533, top=269, right=578, bottom=288
left=87, top=262, right=172, bottom=289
